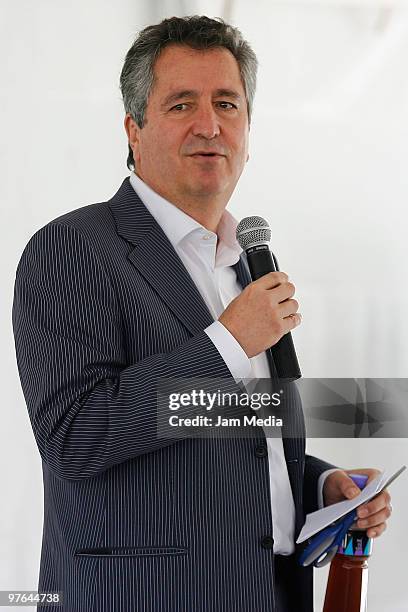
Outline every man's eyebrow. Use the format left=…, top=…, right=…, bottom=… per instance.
left=213, top=88, right=242, bottom=101
left=161, top=88, right=243, bottom=108
left=161, top=90, right=197, bottom=108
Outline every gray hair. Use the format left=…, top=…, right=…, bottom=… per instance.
left=119, top=15, right=258, bottom=170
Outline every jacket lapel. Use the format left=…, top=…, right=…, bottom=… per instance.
left=108, top=178, right=214, bottom=336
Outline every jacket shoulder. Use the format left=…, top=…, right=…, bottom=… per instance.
left=23, top=195, right=120, bottom=253
left=48, top=199, right=115, bottom=242
left=15, top=196, right=124, bottom=281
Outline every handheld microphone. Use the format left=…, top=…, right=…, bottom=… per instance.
left=236, top=216, right=301, bottom=381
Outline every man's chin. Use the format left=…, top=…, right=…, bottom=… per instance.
left=186, top=179, right=229, bottom=200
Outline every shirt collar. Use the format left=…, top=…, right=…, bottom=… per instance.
left=129, top=172, right=242, bottom=268
left=129, top=171, right=201, bottom=249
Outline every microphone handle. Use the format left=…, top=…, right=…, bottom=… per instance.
left=246, top=245, right=301, bottom=381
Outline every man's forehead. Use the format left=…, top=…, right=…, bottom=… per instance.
left=157, top=43, right=236, bottom=61
left=154, top=44, right=241, bottom=77
left=152, top=45, right=245, bottom=99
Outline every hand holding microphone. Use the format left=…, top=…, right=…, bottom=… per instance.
left=218, top=271, right=301, bottom=358
left=218, top=216, right=302, bottom=380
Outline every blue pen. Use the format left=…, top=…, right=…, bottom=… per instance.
left=299, top=474, right=369, bottom=568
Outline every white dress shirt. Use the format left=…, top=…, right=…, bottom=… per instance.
left=129, top=172, right=333, bottom=554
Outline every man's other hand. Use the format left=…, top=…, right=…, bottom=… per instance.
left=323, top=468, right=392, bottom=539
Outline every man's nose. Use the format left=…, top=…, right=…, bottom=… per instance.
left=191, top=105, right=221, bottom=139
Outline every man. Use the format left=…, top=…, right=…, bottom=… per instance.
left=13, top=16, right=392, bottom=612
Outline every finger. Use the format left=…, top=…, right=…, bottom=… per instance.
left=278, top=298, right=299, bottom=319
left=269, top=282, right=296, bottom=306
left=345, top=468, right=382, bottom=486
left=252, top=271, right=289, bottom=289
left=357, top=490, right=391, bottom=518
left=282, top=313, right=302, bottom=333
left=340, top=476, right=363, bottom=499
left=366, top=522, right=387, bottom=539
left=357, top=505, right=392, bottom=530
left=342, top=472, right=380, bottom=499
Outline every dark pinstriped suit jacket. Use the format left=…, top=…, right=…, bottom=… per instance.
left=12, top=177, right=336, bottom=611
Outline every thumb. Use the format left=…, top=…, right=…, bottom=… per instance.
left=342, top=476, right=361, bottom=499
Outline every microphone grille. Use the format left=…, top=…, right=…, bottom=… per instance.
left=236, top=216, right=271, bottom=250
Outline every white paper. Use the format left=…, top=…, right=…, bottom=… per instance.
left=296, top=466, right=404, bottom=544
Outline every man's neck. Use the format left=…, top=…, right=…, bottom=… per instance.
left=134, top=172, right=228, bottom=233
left=170, top=199, right=223, bottom=233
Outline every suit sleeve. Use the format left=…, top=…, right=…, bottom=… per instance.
left=12, top=222, right=241, bottom=481
left=303, top=454, right=340, bottom=515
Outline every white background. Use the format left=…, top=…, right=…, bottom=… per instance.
left=1, top=1, right=407, bottom=610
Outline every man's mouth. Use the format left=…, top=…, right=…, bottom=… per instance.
left=190, top=152, right=225, bottom=158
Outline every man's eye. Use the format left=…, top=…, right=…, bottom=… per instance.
left=170, top=103, right=188, bottom=111
left=218, top=102, right=237, bottom=109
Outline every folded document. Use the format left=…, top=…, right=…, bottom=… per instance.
left=297, top=465, right=406, bottom=544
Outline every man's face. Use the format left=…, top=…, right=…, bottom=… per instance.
left=126, top=45, right=250, bottom=208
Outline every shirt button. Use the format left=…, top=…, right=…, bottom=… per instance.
left=255, top=445, right=268, bottom=458
left=261, top=536, right=274, bottom=550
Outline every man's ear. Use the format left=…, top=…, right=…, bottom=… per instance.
left=247, top=121, right=251, bottom=162
left=124, top=113, right=141, bottom=164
